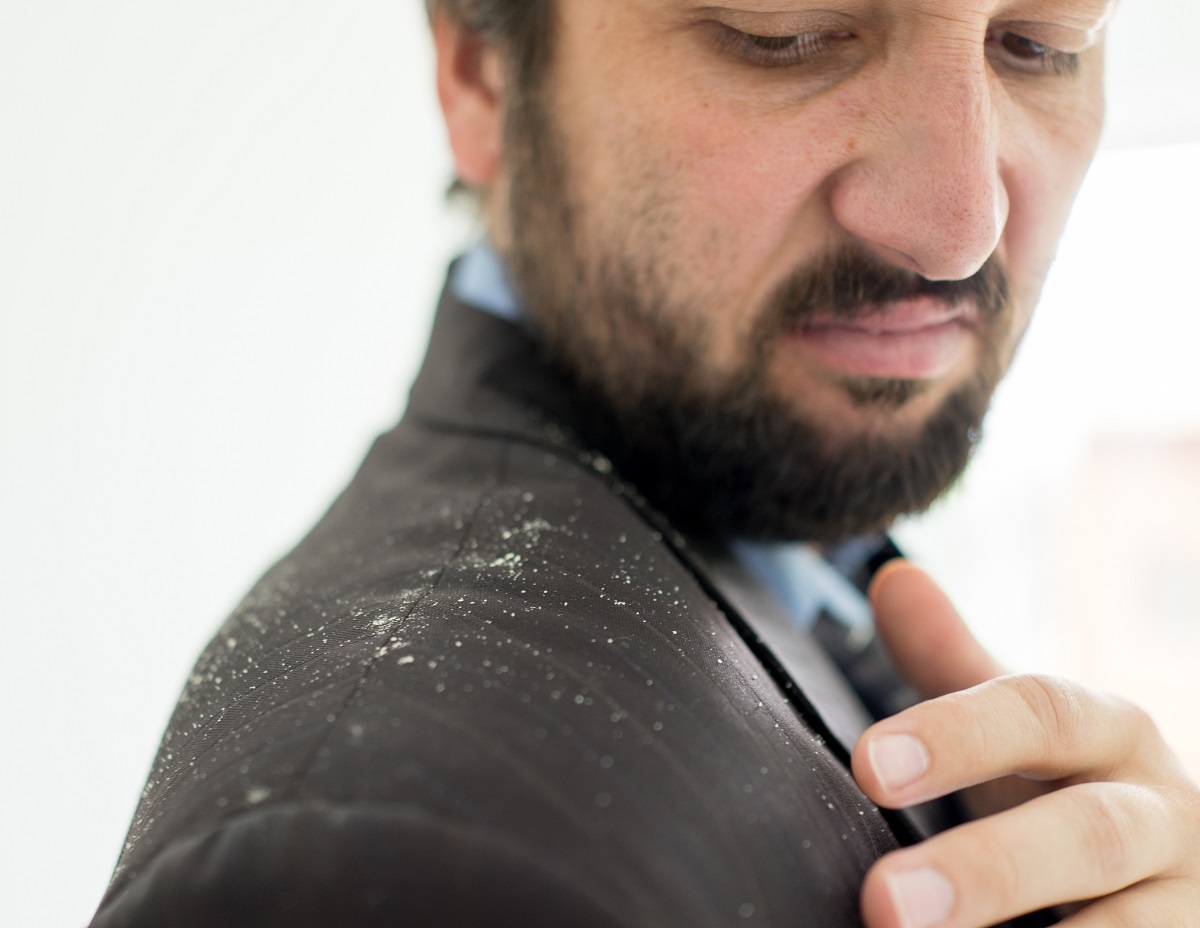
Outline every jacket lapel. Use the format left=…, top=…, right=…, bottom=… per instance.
left=691, top=543, right=875, bottom=758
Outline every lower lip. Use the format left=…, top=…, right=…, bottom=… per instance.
left=790, top=306, right=976, bottom=381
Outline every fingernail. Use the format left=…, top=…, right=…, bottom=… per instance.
left=887, top=867, right=954, bottom=928
left=868, top=734, right=929, bottom=792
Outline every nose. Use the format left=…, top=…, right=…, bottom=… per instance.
left=829, top=57, right=1010, bottom=281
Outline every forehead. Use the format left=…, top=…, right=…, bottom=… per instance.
left=591, top=0, right=1118, bottom=29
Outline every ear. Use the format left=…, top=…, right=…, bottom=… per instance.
left=433, top=11, right=505, bottom=187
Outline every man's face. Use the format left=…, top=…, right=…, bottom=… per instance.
left=490, top=0, right=1110, bottom=541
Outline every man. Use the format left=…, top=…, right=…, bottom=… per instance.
left=90, top=1, right=1200, bottom=926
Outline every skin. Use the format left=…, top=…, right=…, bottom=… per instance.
left=434, top=1, right=1200, bottom=924
left=442, top=0, right=1108, bottom=446
left=858, top=562, right=1200, bottom=927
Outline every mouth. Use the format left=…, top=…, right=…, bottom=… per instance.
left=789, top=296, right=979, bottom=381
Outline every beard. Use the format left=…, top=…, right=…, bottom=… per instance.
left=498, top=75, right=1013, bottom=544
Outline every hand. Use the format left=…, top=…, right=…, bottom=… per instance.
left=851, top=560, right=1200, bottom=928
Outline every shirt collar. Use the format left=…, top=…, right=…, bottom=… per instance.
left=451, top=239, right=522, bottom=323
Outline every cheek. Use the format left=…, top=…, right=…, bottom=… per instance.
left=993, top=138, right=1099, bottom=370
left=597, top=98, right=851, bottom=303
left=998, top=70, right=1105, bottom=286
left=670, top=104, right=846, bottom=231
left=1000, top=131, right=1100, bottom=309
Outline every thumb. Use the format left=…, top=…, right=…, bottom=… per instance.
left=868, top=559, right=1005, bottom=698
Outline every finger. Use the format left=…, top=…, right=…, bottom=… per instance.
left=868, top=560, right=1005, bottom=698
left=1055, top=878, right=1200, bottom=928
left=861, top=782, right=1178, bottom=928
left=853, top=674, right=1158, bottom=807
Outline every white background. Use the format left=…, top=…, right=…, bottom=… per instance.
left=2, top=2, right=1199, bottom=926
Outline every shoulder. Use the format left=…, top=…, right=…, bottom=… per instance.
left=94, top=420, right=892, bottom=927
left=92, top=799, right=630, bottom=927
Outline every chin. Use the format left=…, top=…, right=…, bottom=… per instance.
left=774, top=368, right=973, bottom=448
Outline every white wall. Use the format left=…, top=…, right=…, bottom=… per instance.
left=1, top=4, right=465, bottom=925
left=2, top=3, right=1197, bottom=926
left=895, top=140, right=1200, bottom=776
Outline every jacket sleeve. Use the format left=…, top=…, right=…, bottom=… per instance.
left=90, top=801, right=632, bottom=928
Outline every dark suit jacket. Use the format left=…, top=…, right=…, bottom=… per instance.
left=90, top=283, right=1026, bottom=927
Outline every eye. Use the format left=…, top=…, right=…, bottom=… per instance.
left=986, top=28, right=1080, bottom=77
left=714, top=26, right=850, bottom=69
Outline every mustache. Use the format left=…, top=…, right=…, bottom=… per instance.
left=762, top=247, right=1011, bottom=330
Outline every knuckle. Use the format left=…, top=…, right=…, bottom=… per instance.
left=1068, top=786, right=1136, bottom=883
left=970, top=829, right=1025, bottom=914
left=1012, top=672, right=1089, bottom=753
left=1012, top=674, right=1085, bottom=756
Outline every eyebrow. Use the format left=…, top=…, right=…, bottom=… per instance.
left=692, top=0, right=1118, bottom=21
